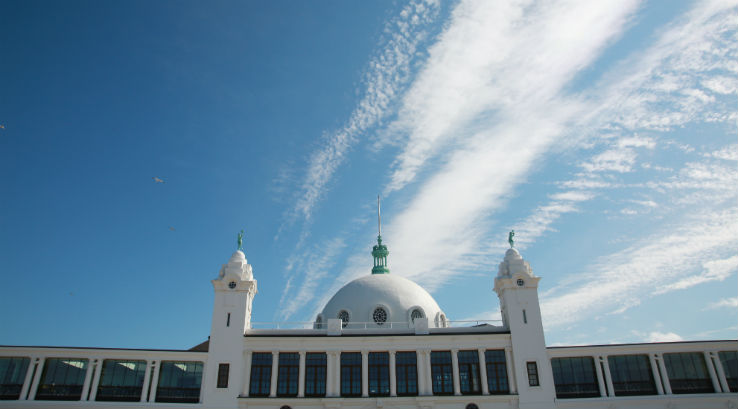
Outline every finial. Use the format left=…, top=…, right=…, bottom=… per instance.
left=508, top=230, right=515, bottom=248
left=377, top=195, right=382, bottom=237
left=237, top=229, right=244, bottom=251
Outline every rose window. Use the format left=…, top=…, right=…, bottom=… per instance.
left=373, top=307, right=387, bottom=325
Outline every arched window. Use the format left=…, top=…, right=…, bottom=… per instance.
left=337, top=310, right=350, bottom=328
left=410, top=308, right=424, bottom=322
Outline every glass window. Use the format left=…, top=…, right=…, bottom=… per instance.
left=217, top=363, right=229, bottom=389
left=368, top=352, right=389, bottom=396
left=485, top=350, right=509, bottom=394
left=304, top=353, right=326, bottom=397
left=551, top=357, right=598, bottom=398
left=526, top=362, right=539, bottom=387
left=341, top=352, right=362, bottom=397
left=96, top=359, right=146, bottom=401
left=155, top=361, right=203, bottom=403
left=277, top=353, right=299, bottom=397
left=458, top=350, right=481, bottom=395
left=249, top=353, right=272, bottom=397
left=395, top=352, right=418, bottom=396
left=663, top=352, right=713, bottom=394
left=431, top=351, right=453, bottom=395
left=36, top=358, right=88, bottom=400
left=719, top=351, right=737, bottom=393
left=0, top=357, right=30, bottom=400
left=607, top=355, right=656, bottom=396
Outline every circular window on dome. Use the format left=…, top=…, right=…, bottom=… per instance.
left=410, top=308, right=424, bottom=322
left=373, top=307, right=387, bottom=325
left=466, top=404, right=479, bottom=409
left=337, top=310, right=350, bottom=327
left=228, top=281, right=237, bottom=289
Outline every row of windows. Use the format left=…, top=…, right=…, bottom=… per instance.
left=0, top=357, right=203, bottom=403
left=552, top=351, right=738, bottom=399
left=249, top=350, right=510, bottom=397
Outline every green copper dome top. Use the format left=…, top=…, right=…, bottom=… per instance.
left=371, top=235, right=390, bottom=274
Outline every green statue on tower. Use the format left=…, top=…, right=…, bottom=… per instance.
left=237, top=229, right=244, bottom=251
left=508, top=230, right=515, bottom=248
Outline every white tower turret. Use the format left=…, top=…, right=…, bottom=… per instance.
left=203, top=239, right=257, bottom=408
left=494, top=241, right=555, bottom=409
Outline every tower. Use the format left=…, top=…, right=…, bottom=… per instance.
left=203, top=245, right=257, bottom=407
left=494, top=243, right=556, bottom=409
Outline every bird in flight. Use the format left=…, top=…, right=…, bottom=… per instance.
left=152, top=177, right=165, bottom=184
left=168, top=226, right=176, bottom=232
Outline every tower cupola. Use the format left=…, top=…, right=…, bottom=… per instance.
left=371, top=195, right=389, bottom=274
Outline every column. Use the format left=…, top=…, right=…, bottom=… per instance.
left=648, top=354, right=664, bottom=395
left=80, top=358, right=95, bottom=401
left=28, top=357, right=45, bottom=401
left=601, top=355, right=615, bottom=397
left=361, top=350, right=369, bottom=397
left=326, top=352, right=335, bottom=396
left=242, top=351, right=252, bottom=396
left=140, top=360, right=153, bottom=402
left=298, top=351, right=306, bottom=397
left=269, top=351, right=279, bottom=397
left=416, top=350, right=426, bottom=395
left=712, top=352, right=730, bottom=393
left=88, top=359, right=104, bottom=401
left=504, top=347, right=516, bottom=394
left=424, top=350, right=433, bottom=395
left=19, top=356, right=38, bottom=400
left=335, top=351, right=342, bottom=396
left=704, top=351, right=722, bottom=393
left=451, top=349, right=461, bottom=396
left=594, top=356, right=607, bottom=397
left=148, top=361, right=161, bottom=402
left=656, top=355, right=672, bottom=394
left=389, top=350, right=397, bottom=397
left=478, top=349, right=489, bottom=395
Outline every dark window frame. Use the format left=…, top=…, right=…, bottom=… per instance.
left=526, top=361, right=539, bottom=387
left=217, top=363, right=229, bottom=389
left=340, top=352, right=362, bottom=397
left=719, top=351, right=737, bottom=393
left=249, top=353, right=273, bottom=397
left=607, top=355, right=657, bottom=396
left=431, top=351, right=454, bottom=395
left=663, top=352, right=713, bottom=394
left=368, top=352, right=390, bottom=397
left=0, top=357, right=30, bottom=400
left=484, top=350, right=509, bottom=394
left=304, top=353, right=327, bottom=397
left=276, top=353, right=299, bottom=397
left=96, top=359, right=147, bottom=401
left=395, top=352, right=418, bottom=396
left=155, top=361, right=203, bottom=404
left=35, top=358, right=89, bottom=401
left=458, top=350, right=481, bottom=395
left=551, top=356, right=599, bottom=398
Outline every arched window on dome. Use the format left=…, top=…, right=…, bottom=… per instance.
left=337, top=310, right=350, bottom=328
left=314, top=314, right=323, bottom=330
left=410, top=308, right=424, bottom=322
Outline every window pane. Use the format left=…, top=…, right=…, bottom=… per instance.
left=664, top=352, right=713, bottom=394
left=96, top=360, right=147, bottom=401
left=485, top=350, right=509, bottom=394
left=277, top=353, right=299, bottom=397
left=341, top=353, right=361, bottom=397
left=305, top=353, right=326, bottom=397
left=368, top=352, right=389, bottom=397
left=396, top=352, right=417, bottom=396
left=719, top=351, right=737, bottom=393
left=551, top=357, right=598, bottom=398
left=0, top=357, right=30, bottom=400
left=431, top=351, right=453, bottom=395
left=607, top=355, right=656, bottom=396
left=156, top=361, right=203, bottom=403
left=526, top=362, right=539, bottom=387
left=36, top=358, right=88, bottom=401
left=458, top=350, right=481, bottom=395
left=249, top=353, right=272, bottom=397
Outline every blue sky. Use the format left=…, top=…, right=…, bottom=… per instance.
left=1, top=0, right=735, bottom=350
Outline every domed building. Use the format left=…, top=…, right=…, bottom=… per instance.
left=0, top=226, right=735, bottom=409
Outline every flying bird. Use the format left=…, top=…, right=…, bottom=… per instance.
left=169, top=226, right=176, bottom=232
left=152, top=177, right=165, bottom=184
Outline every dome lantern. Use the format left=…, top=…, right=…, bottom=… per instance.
left=371, top=195, right=390, bottom=274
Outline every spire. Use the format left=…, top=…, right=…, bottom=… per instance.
left=371, top=195, right=390, bottom=274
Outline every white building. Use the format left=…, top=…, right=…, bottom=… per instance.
left=0, top=232, right=736, bottom=409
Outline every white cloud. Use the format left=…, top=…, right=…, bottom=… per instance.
left=657, top=255, right=738, bottom=294
left=646, top=331, right=683, bottom=342
left=703, top=297, right=738, bottom=310
left=580, top=148, right=637, bottom=173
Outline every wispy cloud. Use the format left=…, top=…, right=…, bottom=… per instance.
left=290, top=0, right=440, bottom=223
left=703, top=297, right=738, bottom=310
left=645, top=331, right=684, bottom=343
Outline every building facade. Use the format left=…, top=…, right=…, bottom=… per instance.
left=1, top=234, right=736, bottom=409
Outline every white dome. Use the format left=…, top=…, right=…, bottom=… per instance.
left=317, top=274, right=447, bottom=328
